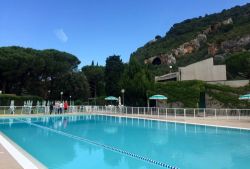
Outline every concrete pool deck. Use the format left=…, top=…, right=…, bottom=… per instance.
left=0, top=144, right=22, bottom=169
left=93, top=113, right=250, bottom=130
left=0, top=132, right=47, bottom=169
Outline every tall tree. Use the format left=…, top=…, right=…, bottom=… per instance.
left=105, top=55, right=124, bottom=96
left=121, top=57, right=153, bottom=106
left=0, top=46, right=90, bottom=101
left=82, top=65, right=105, bottom=98
left=51, top=71, right=90, bottom=101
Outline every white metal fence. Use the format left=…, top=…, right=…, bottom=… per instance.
left=1, top=105, right=249, bottom=120
left=80, top=106, right=250, bottom=120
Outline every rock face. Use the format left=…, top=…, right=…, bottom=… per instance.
left=145, top=18, right=234, bottom=65
left=221, top=35, right=250, bottom=52
left=144, top=53, right=176, bottom=65
left=208, top=43, right=219, bottom=56
left=209, top=34, right=250, bottom=56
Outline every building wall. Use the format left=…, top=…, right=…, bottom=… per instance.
left=178, top=58, right=227, bottom=81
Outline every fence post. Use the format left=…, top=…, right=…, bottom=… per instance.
left=126, top=107, right=127, bottom=115
left=203, top=109, right=205, bottom=119
left=158, top=108, right=159, bottom=118
left=151, top=108, right=152, bottom=116
left=193, top=109, right=195, bottom=118
left=132, top=107, right=134, bottom=115
left=226, top=109, right=228, bottom=120
left=215, top=109, right=217, bottom=119
left=184, top=109, right=186, bottom=119
left=239, top=109, right=241, bottom=120
left=174, top=108, right=176, bottom=119
left=138, top=107, right=139, bottom=115
left=166, top=108, right=168, bottom=119
left=144, top=107, right=145, bottom=115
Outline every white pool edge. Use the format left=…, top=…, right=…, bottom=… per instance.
left=0, top=132, right=47, bottom=169
left=93, top=113, right=250, bottom=131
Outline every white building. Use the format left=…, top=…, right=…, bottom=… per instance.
left=155, top=58, right=227, bottom=82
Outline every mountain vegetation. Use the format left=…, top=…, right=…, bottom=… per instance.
left=131, top=3, right=250, bottom=77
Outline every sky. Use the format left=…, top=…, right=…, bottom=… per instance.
left=0, top=0, right=249, bottom=67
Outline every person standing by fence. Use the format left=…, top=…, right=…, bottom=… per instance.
left=64, top=101, right=68, bottom=113
left=55, top=101, right=59, bottom=114
left=49, top=102, right=54, bottom=114
left=59, top=102, right=63, bottom=114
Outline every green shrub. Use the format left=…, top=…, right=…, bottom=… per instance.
left=152, top=80, right=205, bottom=108
left=205, top=83, right=250, bottom=108
left=0, top=94, right=42, bottom=106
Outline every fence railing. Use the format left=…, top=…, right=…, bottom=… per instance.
left=0, top=106, right=250, bottom=120
left=81, top=106, right=250, bottom=120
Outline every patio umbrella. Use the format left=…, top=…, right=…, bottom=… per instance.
left=105, top=96, right=118, bottom=101
left=105, top=96, right=118, bottom=106
left=239, top=94, right=250, bottom=100
left=149, top=94, right=168, bottom=100
left=149, top=95, right=167, bottom=107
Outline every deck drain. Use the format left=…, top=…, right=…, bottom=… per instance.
left=16, top=119, right=180, bottom=169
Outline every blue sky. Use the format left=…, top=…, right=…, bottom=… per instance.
left=0, top=0, right=249, bottom=67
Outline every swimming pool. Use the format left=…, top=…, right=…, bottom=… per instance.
left=0, top=115, right=250, bottom=169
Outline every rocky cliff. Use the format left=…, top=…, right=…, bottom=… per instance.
left=131, top=3, right=250, bottom=76
left=144, top=18, right=234, bottom=65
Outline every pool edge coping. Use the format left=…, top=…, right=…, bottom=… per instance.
left=93, top=113, right=250, bottom=131
left=0, top=132, right=47, bottom=169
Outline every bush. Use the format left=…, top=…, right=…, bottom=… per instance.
left=151, top=81, right=250, bottom=108
left=0, top=94, right=42, bottom=106
left=205, top=83, right=250, bottom=108
left=152, top=80, right=205, bottom=108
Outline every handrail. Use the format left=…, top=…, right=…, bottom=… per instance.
left=0, top=105, right=250, bottom=120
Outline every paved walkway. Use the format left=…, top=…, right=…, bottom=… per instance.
left=0, top=144, right=22, bottom=169
left=94, top=113, right=250, bottom=129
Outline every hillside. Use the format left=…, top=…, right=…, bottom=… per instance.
left=131, top=3, right=250, bottom=77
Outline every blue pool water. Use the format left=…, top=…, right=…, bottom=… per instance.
left=0, top=115, right=250, bottom=169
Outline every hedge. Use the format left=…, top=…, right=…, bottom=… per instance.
left=152, top=80, right=250, bottom=108
left=0, top=94, right=43, bottom=106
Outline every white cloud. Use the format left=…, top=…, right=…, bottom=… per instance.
left=54, top=28, right=68, bottom=43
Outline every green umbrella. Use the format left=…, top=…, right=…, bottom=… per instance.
left=239, top=94, right=250, bottom=100
left=105, top=96, right=118, bottom=101
left=149, top=94, right=168, bottom=100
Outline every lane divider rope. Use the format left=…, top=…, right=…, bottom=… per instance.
left=16, top=119, right=179, bottom=169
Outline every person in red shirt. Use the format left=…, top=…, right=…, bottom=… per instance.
left=64, top=101, right=69, bottom=113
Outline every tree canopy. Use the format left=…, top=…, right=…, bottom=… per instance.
left=0, top=46, right=89, bottom=101
left=226, top=52, right=250, bottom=79
left=104, top=55, right=124, bottom=96
left=121, top=57, right=153, bottom=106
left=82, top=64, right=105, bottom=98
